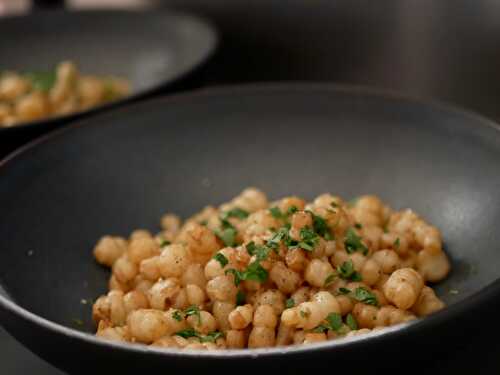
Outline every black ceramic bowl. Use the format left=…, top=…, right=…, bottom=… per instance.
left=0, top=9, right=217, bottom=135
left=0, top=84, right=499, bottom=373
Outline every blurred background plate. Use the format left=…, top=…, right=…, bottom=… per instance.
left=0, top=9, right=217, bottom=139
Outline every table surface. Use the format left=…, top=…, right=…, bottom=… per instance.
left=2, top=0, right=500, bottom=372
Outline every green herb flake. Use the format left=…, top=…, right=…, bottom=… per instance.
left=266, top=227, right=288, bottom=250
left=312, top=324, right=329, bottom=333
left=213, top=253, right=229, bottom=268
left=326, top=312, right=343, bottom=331
left=287, top=205, right=299, bottom=215
left=215, top=227, right=237, bottom=247
left=159, top=239, right=171, bottom=248
left=244, top=261, right=269, bottom=283
left=200, top=331, right=224, bottom=343
left=221, top=208, right=249, bottom=220
left=225, top=268, right=245, bottom=286
left=236, top=290, right=246, bottom=306
left=256, top=245, right=271, bottom=260
left=184, top=305, right=202, bottom=324
left=330, top=201, right=339, bottom=208
left=344, top=228, right=368, bottom=255
left=285, top=298, right=295, bottom=309
left=324, top=273, right=337, bottom=287
left=269, top=206, right=284, bottom=220
left=293, top=227, right=319, bottom=252
left=354, top=287, right=379, bottom=306
left=394, top=237, right=400, bottom=250
left=346, top=313, right=358, bottom=330
left=309, top=212, right=326, bottom=234
left=337, top=260, right=362, bottom=281
left=172, top=310, right=183, bottom=322
left=25, top=70, right=56, bottom=92
left=339, top=287, right=352, bottom=295
left=226, top=262, right=269, bottom=286
left=246, top=241, right=257, bottom=255
left=354, top=222, right=363, bottom=229
left=175, top=328, right=199, bottom=339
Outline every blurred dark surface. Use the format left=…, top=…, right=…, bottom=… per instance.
left=2, top=0, right=500, bottom=373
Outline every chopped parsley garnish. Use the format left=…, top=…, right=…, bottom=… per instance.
left=25, top=71, right=56, bottom=92
left=354, top=287, right=379, bottom=306
left=270, top=205, right=298, bottom=220
left=214, top=227, right=237, bottom=247
left=255, top=245, right=271, bottom=260
left=246, top=241, right=271, bottom=259
left=266, top=227, right=288, bottom=251
left=324, top=273, right=337, bottom=286
left=199, top=220, right=208, bottom=226
left=213, top=253, right=229, bottom=267
left=184, top=305, right=202, bottom=323
left=172, top=310, right=183, bottom=321
left=225, top=268, right=245, bottom=285
left=226, top=261, right=269, bottom=286
left=339, top=287, right=352, bottom=295
left=289, top=227, right=319, bottom=251
left=394, top=237, right=400, bottom=250
left=354, top=222, right=363, bottom=229
left=221, top=208, right=249, bottom=220
left=246, top=241, right=257, bottom=255
left=285, top=298, right=295, bottom=309
left=312, top=324, right=330, bottom=333
left=175, top=328, right=224, bottom=343
left=269, top=206, right=285, bottom=220
left=159, top=239, right=171, bottom=247
left=312, top=313, right=343, bottom=333
left=200, top=331, right=224, bottom=343
left=309, top=212, right=334, bottom=240
left=175, top=328, right=199, bottom=339
left=326, top=312, right=343, bottom=331
left=346, top=313, right=358, bottom=330
left=236, top=290, right=246, bottom=305
left=382, top=219, right=389, bottom=233
left=244, top=261, right=269, bottom=282
left=337, top=260, right=362, bottom=281
left=330, top=201, right=339, bottom=208
left=344, top=228, right=368, bottom=255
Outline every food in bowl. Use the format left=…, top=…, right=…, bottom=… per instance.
left=0, top=61, right=130, bottom=127
left=92, top=188, right=450, bottom=349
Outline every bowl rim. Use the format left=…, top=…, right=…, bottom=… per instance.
left=0, top=8, right=219, bottom=133
left=1, top=82, right=500, bottom=358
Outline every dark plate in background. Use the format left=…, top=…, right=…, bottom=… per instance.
left=0, top=9, right=217, bottom=136
left=0, top=84, right=500, bottom=373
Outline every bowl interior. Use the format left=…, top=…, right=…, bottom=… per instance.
left=0, top=85, right=499, bottom=332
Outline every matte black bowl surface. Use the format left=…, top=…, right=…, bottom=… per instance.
left=0, top=84, right=499, bottom=373
left=0, top=9, right=217, bottom=135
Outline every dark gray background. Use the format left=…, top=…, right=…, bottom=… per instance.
left=2, top=0, right=500, bottom=372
